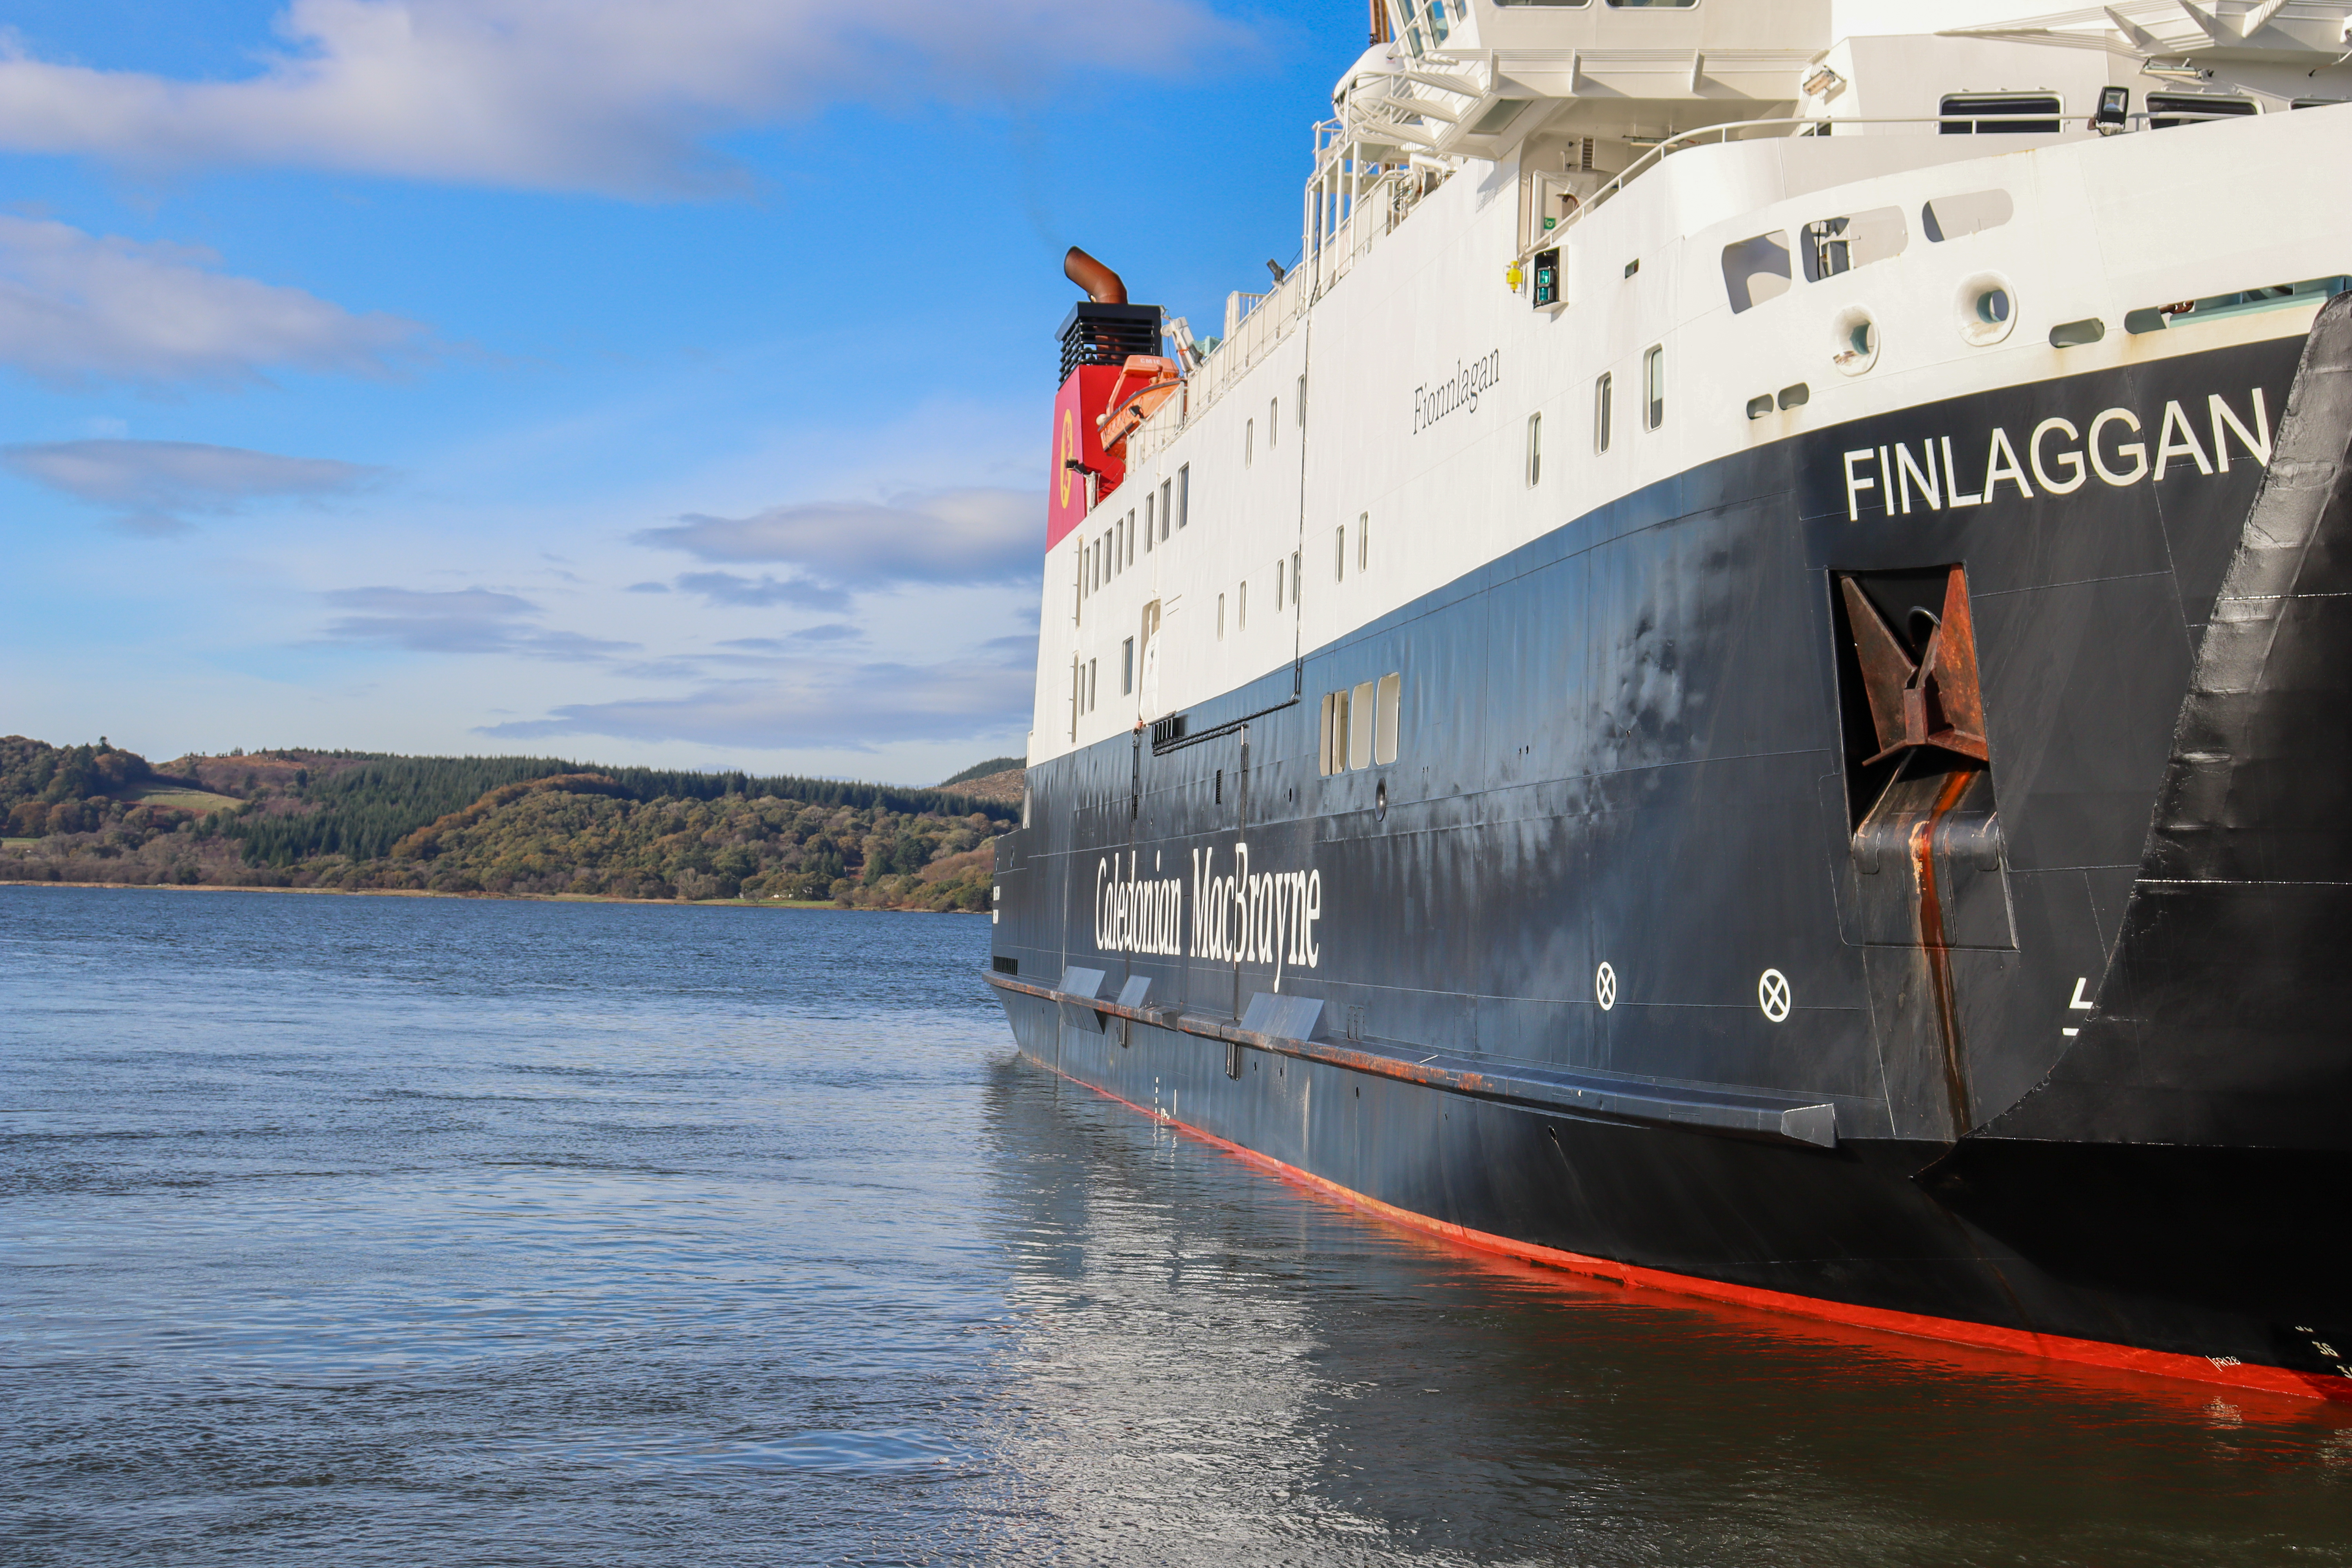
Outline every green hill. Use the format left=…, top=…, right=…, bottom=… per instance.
left=0, top=738, right=1009, bottom=910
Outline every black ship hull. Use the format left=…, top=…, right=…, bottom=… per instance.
left=990, top=299, right=2352, bottom=1399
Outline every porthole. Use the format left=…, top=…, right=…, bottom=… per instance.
left=1376, top=781, right=1388, bottom=821
left=1832, top=305, right=1880, bottom=374
left=1956, top=271, right=2017, bottom=345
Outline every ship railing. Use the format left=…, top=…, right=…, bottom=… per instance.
left=1508, top=111, right=2189, bottom=272
left=1125, top=264, right=1312, bottom=464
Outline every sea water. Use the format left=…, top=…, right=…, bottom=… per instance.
left=4, top=884, right=2350, bottom=1566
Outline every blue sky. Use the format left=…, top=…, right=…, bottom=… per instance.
left=0, top=0, right=1363, bottom=785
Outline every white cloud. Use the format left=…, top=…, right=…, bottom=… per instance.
left=320, top=585, right=634, bottom=659
left=0, top=0, right=1241, bottom=196
left=674, top=570, right=851, bottom=612
left=480, top=636, right=1035, bottom=749
left=637, top=486, right=1041, bottom=587
left=2, top=437, right=381, bottom=532
left=0, top=216, right=429, bottom=387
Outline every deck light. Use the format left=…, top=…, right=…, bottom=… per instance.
left=2093, top=86, right=2129, bottom=132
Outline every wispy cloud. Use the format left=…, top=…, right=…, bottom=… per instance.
left=320, top=585, right=633, bottom=659
left=480, top=639, right=1032, bottom=749
left=0, top=216, right=430, bottom=388
left=674, top=570, right=851, bottom=612
left=2, top=437, right=381, bottom=533
left=637, top=486, right=1041, bottom=588
left=0, top=0, right=1243, bottom=197
left=717, top=624, right=861, bottom=651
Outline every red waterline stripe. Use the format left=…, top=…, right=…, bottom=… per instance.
left=1030, top=1051, right=2352, bottom=1406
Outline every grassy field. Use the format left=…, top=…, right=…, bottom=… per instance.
left=122, top=785, right=242, bottom=813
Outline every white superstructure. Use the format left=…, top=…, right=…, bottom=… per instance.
left=1031, top=0, right=2352, bottom=768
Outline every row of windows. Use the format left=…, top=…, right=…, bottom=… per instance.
left=1077, top=466, right=1188, bottom=624
left=1243, top=376, right=1308, bottom=468
left=1319, top=673, right=1401, bottom=776
left=1213, top=518, right=1375, bottom=641
left=1517, top=347, right=1663, bottom=481
left=1723, top=191, right=2013, bottom=315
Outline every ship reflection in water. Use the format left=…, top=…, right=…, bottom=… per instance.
left=3, top=887, right=2348, bottom=1566
left=977, top=1069, right=2352, bottom=1564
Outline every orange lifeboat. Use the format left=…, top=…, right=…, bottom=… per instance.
left=1096, top=354, right=1183, bottom=450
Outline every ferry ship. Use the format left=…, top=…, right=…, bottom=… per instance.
left=985, top=0, right=2352, bottom=1400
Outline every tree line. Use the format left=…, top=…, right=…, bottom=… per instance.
left=0, top=738, right=1015, bottom=911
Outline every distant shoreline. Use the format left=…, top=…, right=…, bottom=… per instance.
left=0, top=878, right=983, bottom=912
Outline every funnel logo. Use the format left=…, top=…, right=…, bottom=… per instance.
left=1058, top=407, right=1077, bottom=510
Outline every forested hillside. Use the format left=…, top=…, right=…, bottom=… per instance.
left=0, top=737, right=1011, bottom=910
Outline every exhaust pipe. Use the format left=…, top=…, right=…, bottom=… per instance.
left=1063, top=246, right=1128, bottom=305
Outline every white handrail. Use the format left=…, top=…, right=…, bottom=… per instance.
left=1508, top=111, right=2198, bottom=267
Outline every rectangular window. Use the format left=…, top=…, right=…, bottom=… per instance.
left=1940, top=92, right=2062, bottom=134
left=1297, top=374, right=1307, bottom=427
left=1800, top=207, right=1907, bottom=283
left=1291, top=550, right=1302, bottom=607
left=1071, top=659, right=1081, bottom=739
left=1643, top=346, right=1665, bottom=431
left=1276, top=556, right=1286, bottom=611
left=1358, top=513, right=1368, bottom=572
left=1218, top=592, right=1226, bottom=639
left=1160, top=478, right=1173, bottom=538
left=1143, top=492, right=1154, bottom=553
left=1239, top=581, right=1247, bottom=630
left=1126, top=510, right=1135, bottom=567
left=1088, top=658, right=1098, bottom=711
left=1722, top=231, right=1795, bottom=313
left=1348, top=681, right=1376, bottom=770
left=1122, top=637, right=1135, bottom=695
left=1922, top=190, right=2014, bottom=243
left=1334, top=524, right=1346, bottom=582
left=1526, top=412, right=1543, bottom=486
left=1595, top=372, right=1613, bottom=452
left=1320, top=690, right=1350, bottom=775
left=1374, top=673, right=1401, bottom=765
left=2148, top=91, right=2258, bottom=130
left=1245, top=419, right=1254, bottom=466
left=1176, top=466, right=1190, bottom=529
left=1269, top=399, right=1278, bottom=447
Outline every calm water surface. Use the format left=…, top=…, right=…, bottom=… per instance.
left=5, top=884, right=2351, bottom=1566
